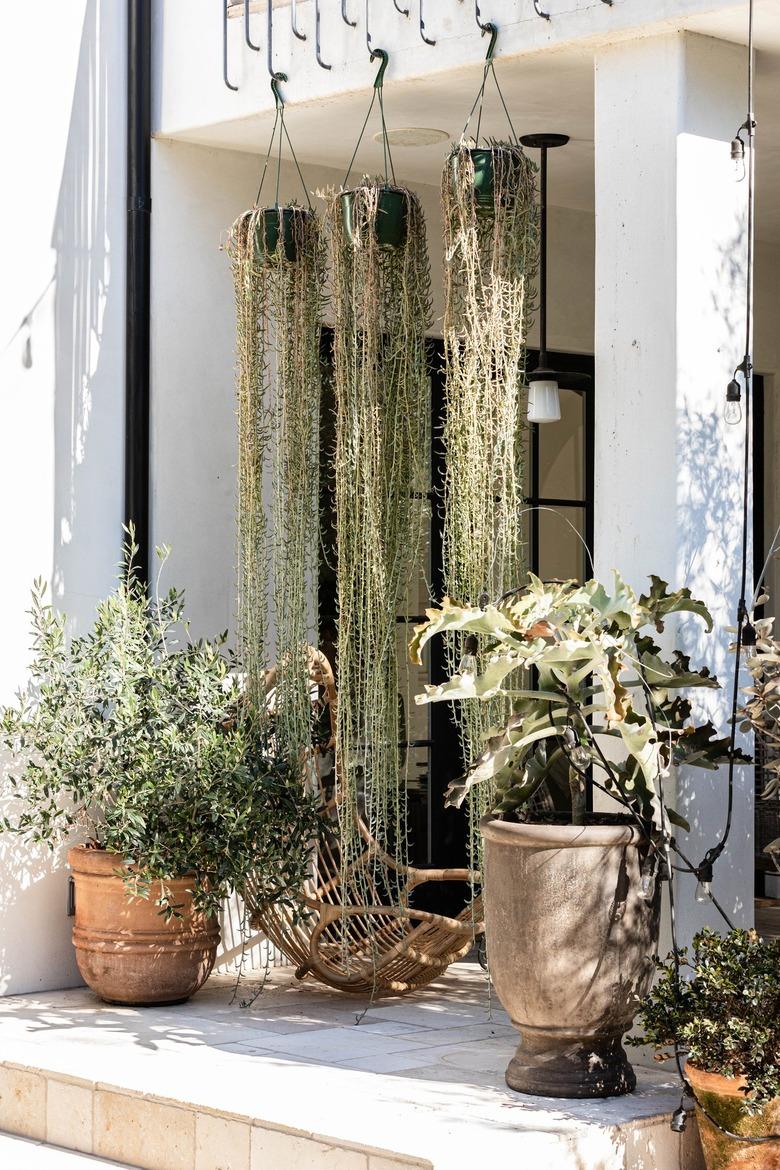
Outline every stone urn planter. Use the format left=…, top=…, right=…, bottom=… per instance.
left=686, top=1065, right=780, bottom=1170
left=480, top=815, right=660, bottom=1099
left=69, top=846, right=219, bottom=1006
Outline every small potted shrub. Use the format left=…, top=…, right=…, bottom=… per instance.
left=0, top=533, right=319, bottom=1006
left=412, top=573, right=741, bottom=1099
left=633, top=929, right=780, bottom=1168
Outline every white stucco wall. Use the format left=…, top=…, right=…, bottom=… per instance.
left=0, top=1, right=126, bottom=995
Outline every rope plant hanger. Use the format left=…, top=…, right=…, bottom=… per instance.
left=227, top=53, right=325, bottom=756
left=440, top=16, right=539, bottom=855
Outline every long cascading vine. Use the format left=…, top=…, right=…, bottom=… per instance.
left=228, top=206, right=325, bottom=763
left=268, top=213, right=326, bottom=766
left=228, top=209, right=271, bottom=718
left=441, top=142, right=538, bottom=863
left=328, top=182, right=431, bottom=941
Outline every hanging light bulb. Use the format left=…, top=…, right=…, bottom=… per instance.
left=562, top=723, right=590, bottom=770
left=639, top=853, right=658, bottom=902
left=695, top=855, right=714, bottom=904
left=725, top=370, right=744, bottom=426
left=527, top=371, right=561, bottom=424
left=458, top=634, right=479, bottom=676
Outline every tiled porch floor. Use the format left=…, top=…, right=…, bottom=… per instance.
left=0, top=962, right=704, bottom=1170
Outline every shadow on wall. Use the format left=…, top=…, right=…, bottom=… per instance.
left=51, top=0, right=125, bottom=631
left=674, top=213, right=753, bottom=935
left=0, top=0, right=125, bottom=995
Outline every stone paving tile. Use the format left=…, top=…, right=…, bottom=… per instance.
left=0, top=1133, right=136, bottom=1169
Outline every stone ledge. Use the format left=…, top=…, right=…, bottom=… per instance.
left=0, top=965, right=704, bottom=1170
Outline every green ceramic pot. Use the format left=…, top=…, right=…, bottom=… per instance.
left=340, top=186, right=408, bottom=250
left=469, top=148, right=497, bottom=213
left=255, top=206, right=310, bottom=263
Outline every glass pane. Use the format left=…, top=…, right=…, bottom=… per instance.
left=537, top=505, right=588, bottom=583
left=537, top=388, right=585, bottom=501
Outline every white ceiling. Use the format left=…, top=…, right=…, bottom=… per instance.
left=167, top=3, right=780, bottom=241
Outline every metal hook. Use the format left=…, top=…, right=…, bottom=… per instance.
left=271, top=73, right=287, bottom=109
left=267, top=0, right=286, bottom=78
left=223, top=0, right=238, bottom=91
left=419, top=0, right=435, bottom=45
left=245, top=0, right=261, bottom=50
left=371, top=47, right=389, bottom=89
left=342, top=0, right=357, bottom=27
left=533, top=0, right=551, bottom=20
left=315, top=0, right=332, bottom=68
left=291, top=0, right=306, bottom=40
left=482, top=20, right=497, bottom=60
left=392, top=0, right=410, bottom=15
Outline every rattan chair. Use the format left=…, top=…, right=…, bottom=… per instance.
left=243, top=648, right=483, bottom=995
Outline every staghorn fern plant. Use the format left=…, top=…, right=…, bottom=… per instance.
left=411, top=573, right=744, bottom=828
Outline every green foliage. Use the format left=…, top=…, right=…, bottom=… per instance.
left=0, top=533, right=320, bottom=918
left=739, top=611, right=780, bottom=870
left=411, top=572, right=743, bottom=825
left=631, top=929, right=780, bottom=1110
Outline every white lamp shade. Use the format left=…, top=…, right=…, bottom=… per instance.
left=528, top=379, right=561, bottom=424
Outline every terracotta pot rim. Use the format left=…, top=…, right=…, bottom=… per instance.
left=480, top=814, right=644, bottom=848
left=686, top=1062, right=752, bottom=1099
left=67, top=845, right=197, bottom=884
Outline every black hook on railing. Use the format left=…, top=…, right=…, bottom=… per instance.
left=372, top=45, right=389, bottom=87
left=392, top=0, right=410, bottom=16
left=419, top=0, right=435, bottom=45
left=481, top=19, right=497, bottom=60
left=291, top=0, right=306, bottom=40
left=223, top=0, right=238, bottom=90
left=342, top=0, right=357, bottom=27
left=533, top=0, right=551, bottom=20
left=315, top=0, right=332, bottom=68
left=245, top=0, right=261, bottom=50
left=267, top=0, right=287, bottom=80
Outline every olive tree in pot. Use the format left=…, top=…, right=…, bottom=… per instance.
left=633, top=929, right=780, bottom=1168
left=0, top=533, right=319, bottom=1006
left=412, top=573, right=739, bottom=1099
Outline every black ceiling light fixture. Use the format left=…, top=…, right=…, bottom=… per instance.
left=519, top=133, right=591, bottom=424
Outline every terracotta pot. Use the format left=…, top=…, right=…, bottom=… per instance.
left=68, top=846, right=219, bottom=1006
left=686, top=1064, right=780, bottom=1170
left=480, top=815, right=660, bottom=1099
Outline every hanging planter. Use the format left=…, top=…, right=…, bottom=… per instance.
left=255, top=205, right=314, bottom=263
left=340, top=183, right=408, bottom=249
left=440, top=25, right=538, bottom=838
left=227, top=75, right=325, bottom=746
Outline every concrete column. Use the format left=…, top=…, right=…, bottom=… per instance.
left=594, top=33, right=753, bottom=942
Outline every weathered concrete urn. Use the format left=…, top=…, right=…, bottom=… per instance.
left=69, top=846, right=219, bottom=1006
left=481, top=816, right=661, bottom=1099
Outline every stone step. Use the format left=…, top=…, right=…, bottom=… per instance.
left=0, top=1132, right=138, bottom=1169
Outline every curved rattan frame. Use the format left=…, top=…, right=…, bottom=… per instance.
left=245, top=648, right=483, bottom=994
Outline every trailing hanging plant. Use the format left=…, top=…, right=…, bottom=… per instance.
left=328, top=178, right=431, bottom=895
left=227, top=204, right=325, bottom=765
left=440, top=141, right=538, bottom=862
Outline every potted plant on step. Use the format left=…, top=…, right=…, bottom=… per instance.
left=633, top=928, right=780, bottom=1167
left=411, top=573, right=742, bottom=1099
left=0, top=532, right=319, bottom=1006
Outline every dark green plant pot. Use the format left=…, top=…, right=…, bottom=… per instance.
left=341, top=186, right=408, bottom=250
left=255, top=206, right=310, bottom=262
left=470, top=148, right=497, bottom=213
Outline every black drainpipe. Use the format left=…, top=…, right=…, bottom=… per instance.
left=125, top=0, right=152, bottom=581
